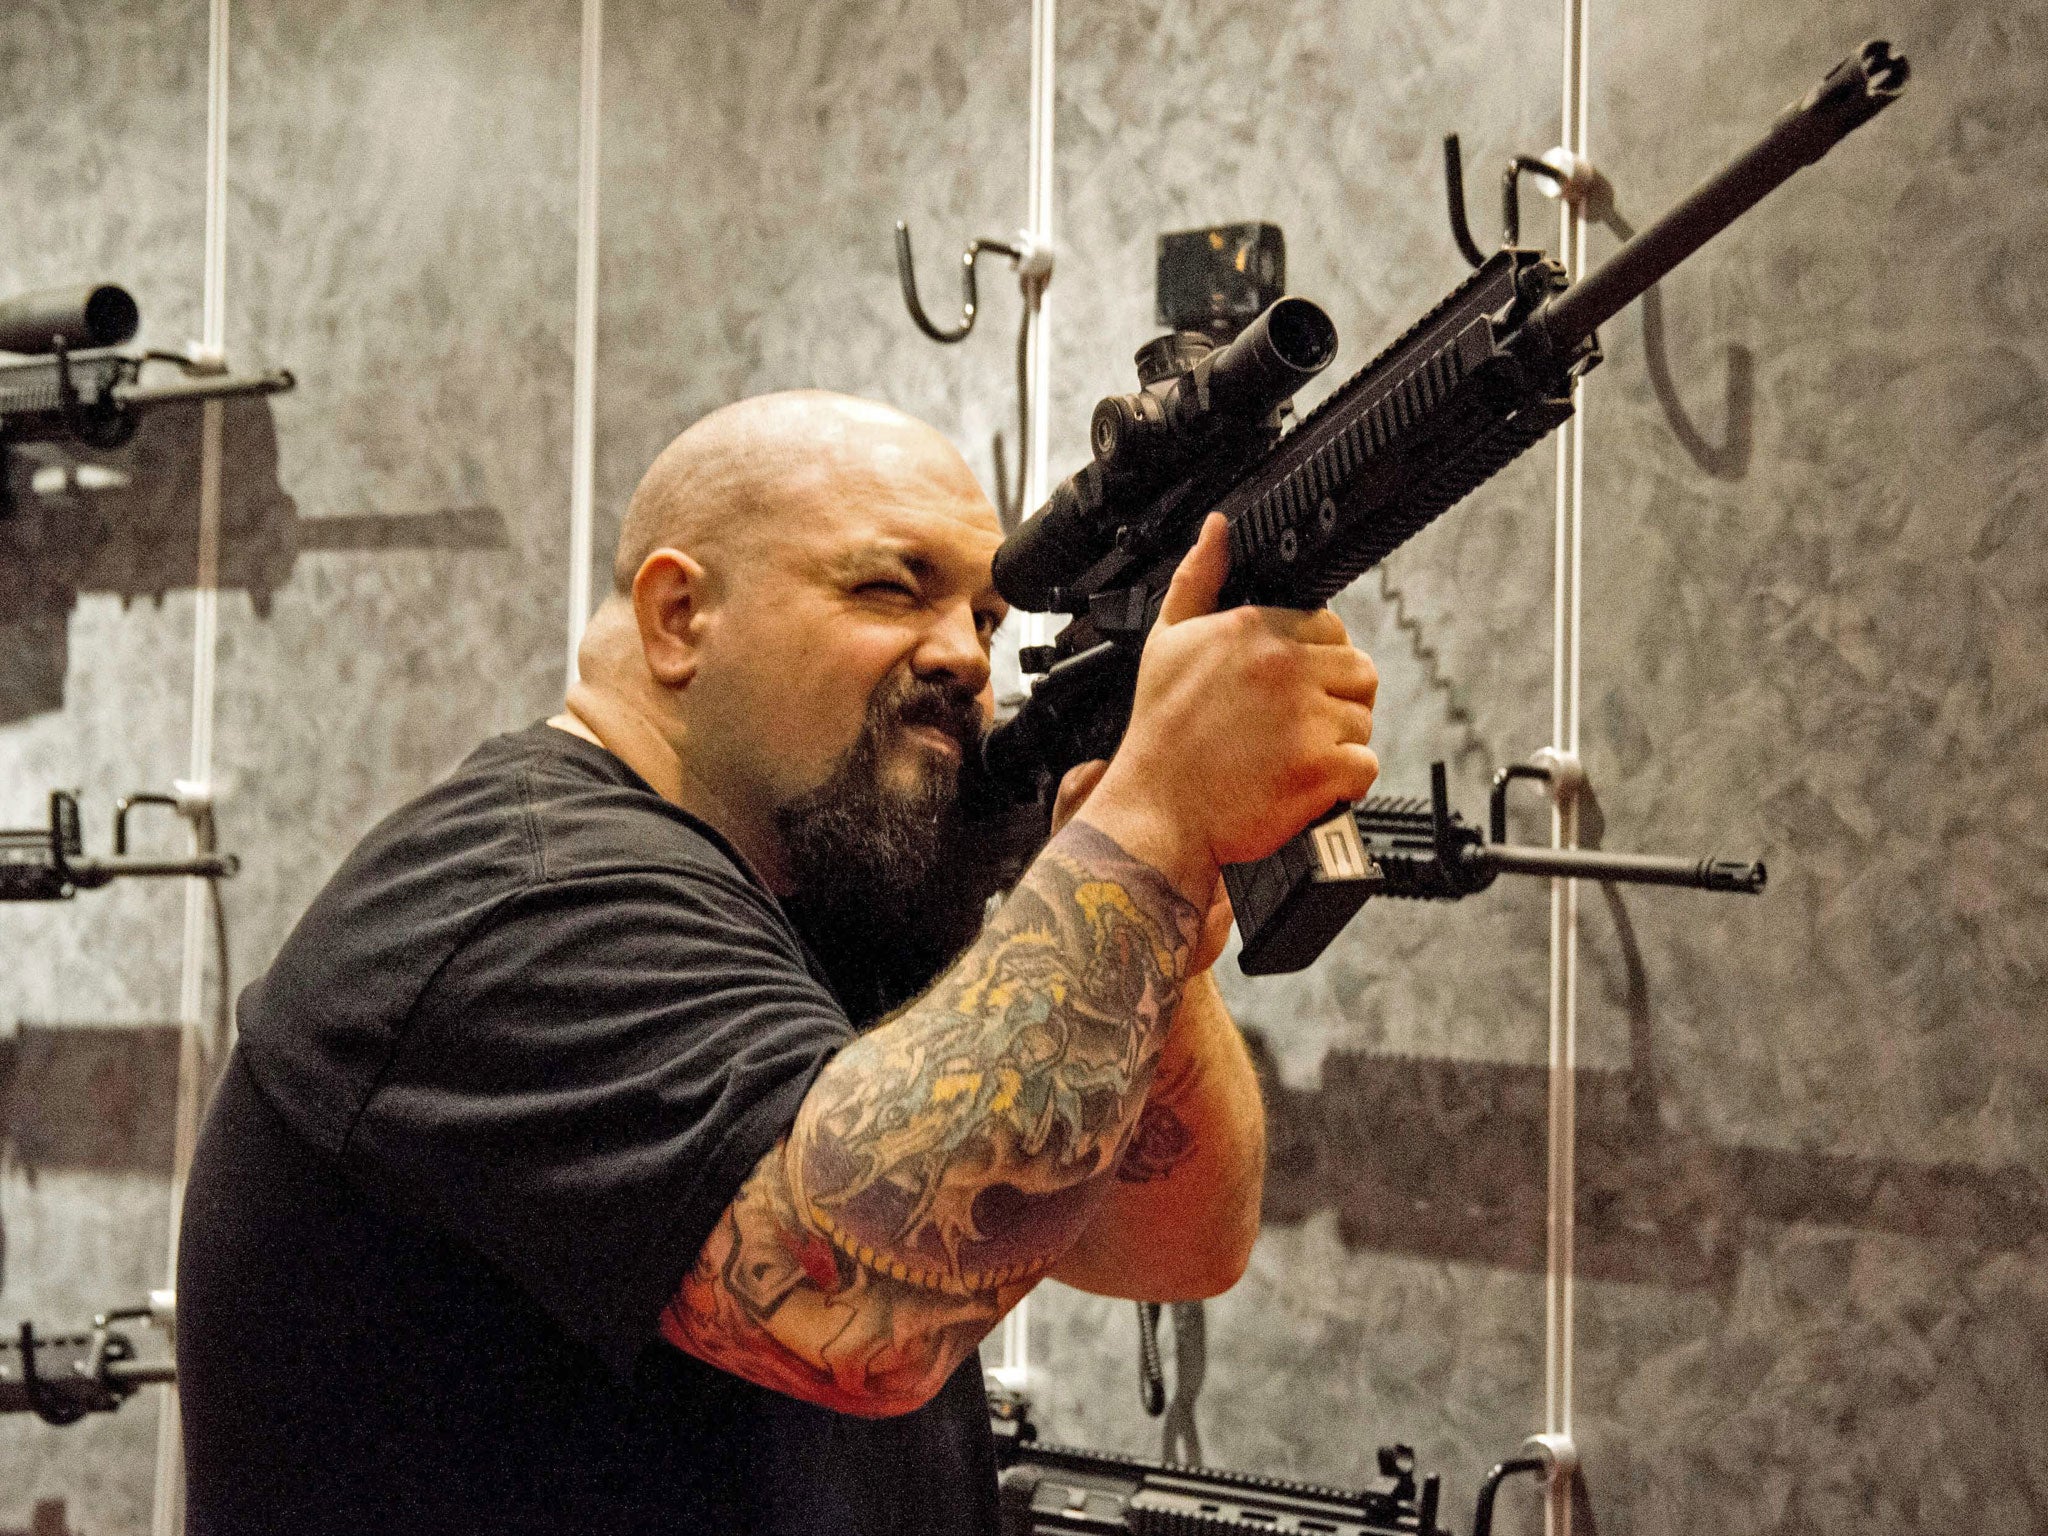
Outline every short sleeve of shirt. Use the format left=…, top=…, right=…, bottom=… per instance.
left=331, top=758, right=856, bottom=1381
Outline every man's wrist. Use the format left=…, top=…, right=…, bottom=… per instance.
left=1071, top=764, right=1218, bottom=912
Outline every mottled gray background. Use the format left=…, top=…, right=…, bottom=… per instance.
left=3, top=1, right=2043, bottom=1532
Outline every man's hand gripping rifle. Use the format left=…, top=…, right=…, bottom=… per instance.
left=983, top=41, right=1907, bottom=974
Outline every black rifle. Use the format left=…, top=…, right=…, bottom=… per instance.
left=0, top=284, right=292, bottom=498
left=995, top=1434, right=1446, bottom=1536
left=0, top=1305, right=176, bottom=1425
left=1236, top=758, right=1765, bottom=974
left=0, top=789, right=237, bottom=901
left=983, top=42, right=1906, bottom=973
left=0, top=284, right=294, bottom=511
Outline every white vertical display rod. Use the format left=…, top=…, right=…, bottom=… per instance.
left=564, top=0, right=604, bottom=690
left=993, top=0, right=1056, bottom=1397
left=1545, top=0, right=1592, bottom=1532
left=154, top=1, right=233, bottom=1529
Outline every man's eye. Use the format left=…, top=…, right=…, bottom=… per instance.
left=858, top=580, right=919, bottom=603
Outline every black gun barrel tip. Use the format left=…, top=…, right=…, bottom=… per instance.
left=1858, top=39, right=1909, bottom=94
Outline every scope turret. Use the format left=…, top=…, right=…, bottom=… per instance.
left=993, top=296, right=1336, bottom=611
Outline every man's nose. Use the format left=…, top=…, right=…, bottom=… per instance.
left=913, top=598, right=992, bottom=697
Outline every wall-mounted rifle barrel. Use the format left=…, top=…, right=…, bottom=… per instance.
left=115, top=367, right=297, bottom=407
left=1532, top=39, right=1907, bottom=356
left=1476, top=843, right=1766, bottom=892
left=68, top=855, right=242, bottom=885
left=0, top=284, right=140, bottom=355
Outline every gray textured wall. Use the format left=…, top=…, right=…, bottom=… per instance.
left=3, top=1, right=2044, bottom=1532
left=1, top=0, right=577, bottom=1528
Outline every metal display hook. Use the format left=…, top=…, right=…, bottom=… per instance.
left=892, top=219, right=1055, bottom=529
left=1442, top=134, right=1611, bottom=266
left=893, top=222, right=1043, bottom=344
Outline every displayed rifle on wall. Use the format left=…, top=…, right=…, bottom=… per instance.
left=0, top=282, right=510, bottom=724
left=0, top=1298, right=175, bottom=1426
left=981, top=42, right=1907, bottom=973
left=1234, top=757, right=1766, bottom=974
left=995, top=1431, right=1447, bottom=1536
left=0, top=788, right=237, bottom=901
left=0, top=282, right=293, bottom=516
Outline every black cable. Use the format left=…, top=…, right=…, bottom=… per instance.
left=991, top=288, right=1034, bottom=532
left=1135, top=1301, right=1165, bottom=1416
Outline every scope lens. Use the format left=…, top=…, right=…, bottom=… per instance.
left=1265, top=297, right=1337, bottom=371
left=84, top=285, right=140, bottom=347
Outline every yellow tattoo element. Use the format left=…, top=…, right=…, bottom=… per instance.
left=788, top=820, right=1200, bottom=1298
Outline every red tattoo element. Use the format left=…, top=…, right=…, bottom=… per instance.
left=1118, top=1101, right=1194, bottom=1184
left=789, top=1227, right=843, bottom=1294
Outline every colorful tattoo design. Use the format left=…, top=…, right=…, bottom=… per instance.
left=665, top=819, right=1199, bottom=1413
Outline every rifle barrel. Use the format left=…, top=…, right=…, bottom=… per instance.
left=114, top=368, right=296, bottom=407
left=1537, top=40, right=1907, bottom=354
left=102, top=1358, right=177, bottom=1390
left=1477, top=843, right=1765, bottom=893
left=65, top=854, right=241, bottom=887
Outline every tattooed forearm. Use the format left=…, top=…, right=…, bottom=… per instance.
left=788, top=819, right=1201, bottom=1297
left=664, top=820, right=1200, bottom=1413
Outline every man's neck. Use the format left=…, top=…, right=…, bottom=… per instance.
left=550, top=690, right=793, bottom=892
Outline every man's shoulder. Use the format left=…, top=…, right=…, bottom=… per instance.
left=464, top=721, right=757, bottom=892
left=238, top=723, right=799, bottom=1154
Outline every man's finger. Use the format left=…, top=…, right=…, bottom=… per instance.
left=1248, top=604, right=1349, bottom=649
left=1156, top=514, right=1231, bottom=626
left=1310, top=646, right=1380, bottom=706
left=1330, top=742, right=1381, bottom=802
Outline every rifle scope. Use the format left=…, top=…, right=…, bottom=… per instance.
left=993, top=296, right=1336, bottom=611
left=0, top=284, right=140, bottom=355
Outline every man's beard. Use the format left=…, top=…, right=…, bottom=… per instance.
left=776, top=673, right=1047, bottom=1029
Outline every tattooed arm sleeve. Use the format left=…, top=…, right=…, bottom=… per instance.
left=661, top=819, right=1200, bottom=1415
left=1048, top=971, right=1267, bottom=1301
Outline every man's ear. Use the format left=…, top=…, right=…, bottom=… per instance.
left=631, top=547, right=712, bottom=688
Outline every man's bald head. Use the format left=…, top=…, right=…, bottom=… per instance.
left=613, top=390, right=992, bottom=594
left=567, top=389, right=1008, bottom=892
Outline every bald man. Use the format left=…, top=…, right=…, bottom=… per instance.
left=176, top=393, right=1379, bottom=1535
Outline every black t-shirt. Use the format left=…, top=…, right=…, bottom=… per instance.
left=177, top=723, right=1000, bottom=1535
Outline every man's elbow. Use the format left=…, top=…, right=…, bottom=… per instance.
left=1182, top=1175, right=1265, bottom=1297
left=1184, top=1224, right=1258, bottom=1299
left=1139, top=1219, right=1259, bottom=1301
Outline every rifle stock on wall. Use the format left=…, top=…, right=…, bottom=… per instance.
left=983, top=41, right=1906, bottom=973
